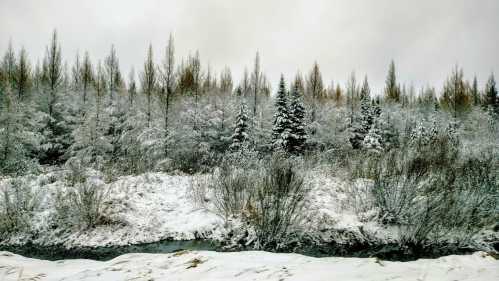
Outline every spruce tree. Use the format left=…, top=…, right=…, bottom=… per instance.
left=288, top=82, right=307, bottom=153
left=271, top=76, right=291, bottom=151
left=384, top=60, right=400, bottom=102
left=2, top=40, right=16, bottom=87
left=440, top=66, right=470, bottom=118
left=140, top=44, right=156, bottom=127
left=230, top=101, right=249, bottom=150
left=472, top=76, right=480, bottom=106
left=349, top=95, right=374, bottom=149
left=80, top=51, right=94, bottom=106
left=360, top=75, right=370, bottom=101
left=15, top=47, right=31, bottom=100
left=484, top=73, right=498, bottom=118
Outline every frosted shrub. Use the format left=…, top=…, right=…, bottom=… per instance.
left=0, top=178, right=40, bottom=234
left=357, top=141, right=498, bottom=248
left=211, top=164, right=255, bottom=218
left=56, top=174, right=111, bottom=229
left=250, top=155, right=308, bottom=250
left=204, top=154, right=308, bottom=250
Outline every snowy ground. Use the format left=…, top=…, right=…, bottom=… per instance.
left=0, top=250, right=497, bottom=281
left=1, top=172, right=225, bottom=247
left=2, top=169, right=388, bottom=249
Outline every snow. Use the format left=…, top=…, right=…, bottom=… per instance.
left=1, top=172, right=225, bottom=248
left=0, top=250, right=497, bottom=281
left=2, top=169, right=493, bottom=251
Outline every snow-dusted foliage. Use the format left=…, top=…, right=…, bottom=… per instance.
left=271, top=76, right=292, bottom=151
left=230, top=100, right=249, bottom=150
left=288, top=82, right=307, bottom=153
left=0, top=31, right=498, bottom=259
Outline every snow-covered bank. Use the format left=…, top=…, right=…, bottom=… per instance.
left=2, top=170, right=381, bottom=248
left=0, top=250, right=497, bottom=281
left=1, top=170, right=496, bottom=258
left=1, top=172, right=225, bottom=247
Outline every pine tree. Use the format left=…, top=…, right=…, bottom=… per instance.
left=230, top=101, right=249, bottom=150
left=0, top=83, right=28, bottom=173
left=127, top=67, right=137, bottom=106
left=360, top=75, right=370, bottom=101
left=105, top=45, right=120, bottom=100
left=159, top=34, right=175, bottom=156
left=306, top=61, right=324, bottom=123
left=37, top=30, right=73, bottom=165
left=288, top=82, right=307, bottom=154
left=271, top=76, right=291, bottom=151
left=44, top=30, right=63, bottom=118
left=2, top=40, right=16, bottom=87
left=346, top=72, right=358, bottom=125
left=472, top=76, right=480, bottom=106
left=484, top=73, right=498, bottom=118
left=14, top=47, right=31, bottom=100
left=362, top=121, right=382, bottom=153
left=349, top=95, right=374, bottom=149
left=365, top=112, right=398, bottom=151
left=251, top=52, right=261, bottom=122
left=71, top=51, right=81, bottom=91
left=80, top=51, right=93, bottom=106
left=220, top=67, right=233, bottom=94
left=440, top=66, right=470, bottom=118
left=384, top=60, right=400, bottom=102
left=140, top=44, right=156, bottom=127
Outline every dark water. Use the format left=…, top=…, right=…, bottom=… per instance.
left=0, top=240, right=219, bottom=261
left=0, top=239, right=484, bottom=262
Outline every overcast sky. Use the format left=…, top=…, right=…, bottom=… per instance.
left=1, top=0, right=498, bottom=93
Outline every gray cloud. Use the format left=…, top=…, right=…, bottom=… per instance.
left=1, top=0, right=498, bottom=93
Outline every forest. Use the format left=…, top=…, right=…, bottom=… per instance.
left=0, top=30, right=498, bottom=259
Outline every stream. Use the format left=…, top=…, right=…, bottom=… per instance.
left=0, top=239, right=485, bottom=262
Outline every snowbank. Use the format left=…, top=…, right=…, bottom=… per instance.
left=1, top=172, right=225, bottom=247
left=0, top=250, right=497, bottom=281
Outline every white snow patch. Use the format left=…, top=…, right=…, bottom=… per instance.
left=0, top=250, right=497, bottom=281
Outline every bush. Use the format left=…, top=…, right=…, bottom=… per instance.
left=250, top=156, right=308, bottom=250
left=0, top=178, right=40, bottom=235
left=202, top=154, right=308, bottom=250
left=211, top=164, right=255, bottom=218
left=56, top=171, right=111, bottom=229
left=351, top=137, right=498, bottom=248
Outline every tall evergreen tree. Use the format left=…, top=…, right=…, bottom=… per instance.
left=159, top=34, right=175, bottom=155
left=384, top=60, right=400, bottom=102
left=288, top=81, right=307, bottom=153
left=14, top=47, right=31, bottom=100
left=471, top=75, right=480, bottom=106
left=306, top=61, right=324, bottom=123
left=127, top=67, right=137, bottom=107
left=220, top=67, right=233, bottom=94
left=251, top=52, right=261, bottom=122
left=2, top=39, right=16, bottom=87
left=271, top=76, right=291, bottom=151
left=484, top=73, right=498, bottom=117
left=105, top=44, right=120, bottom=100
left=80, top=51, right=93, bottom=106
left=140, top=44, right=157, bottom=127
left=71, top=51, right=81, bottom=91
left=230, top=101, right=249, bottom=150
left=360, top=75, right=370, bottom=101
left=440, top=66, right=470, bottom=118
left=0, top=83, right=36, bottom=174
left=349, top=94, right=376, bottom=149
left=94, top=62, right=106, bottom=128
left=346, top=71, right=358, bottom=124
left=44, top=30, right=63, bottom=118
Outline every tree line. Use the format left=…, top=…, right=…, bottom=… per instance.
left=0, top=30, right=498, bottom=175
